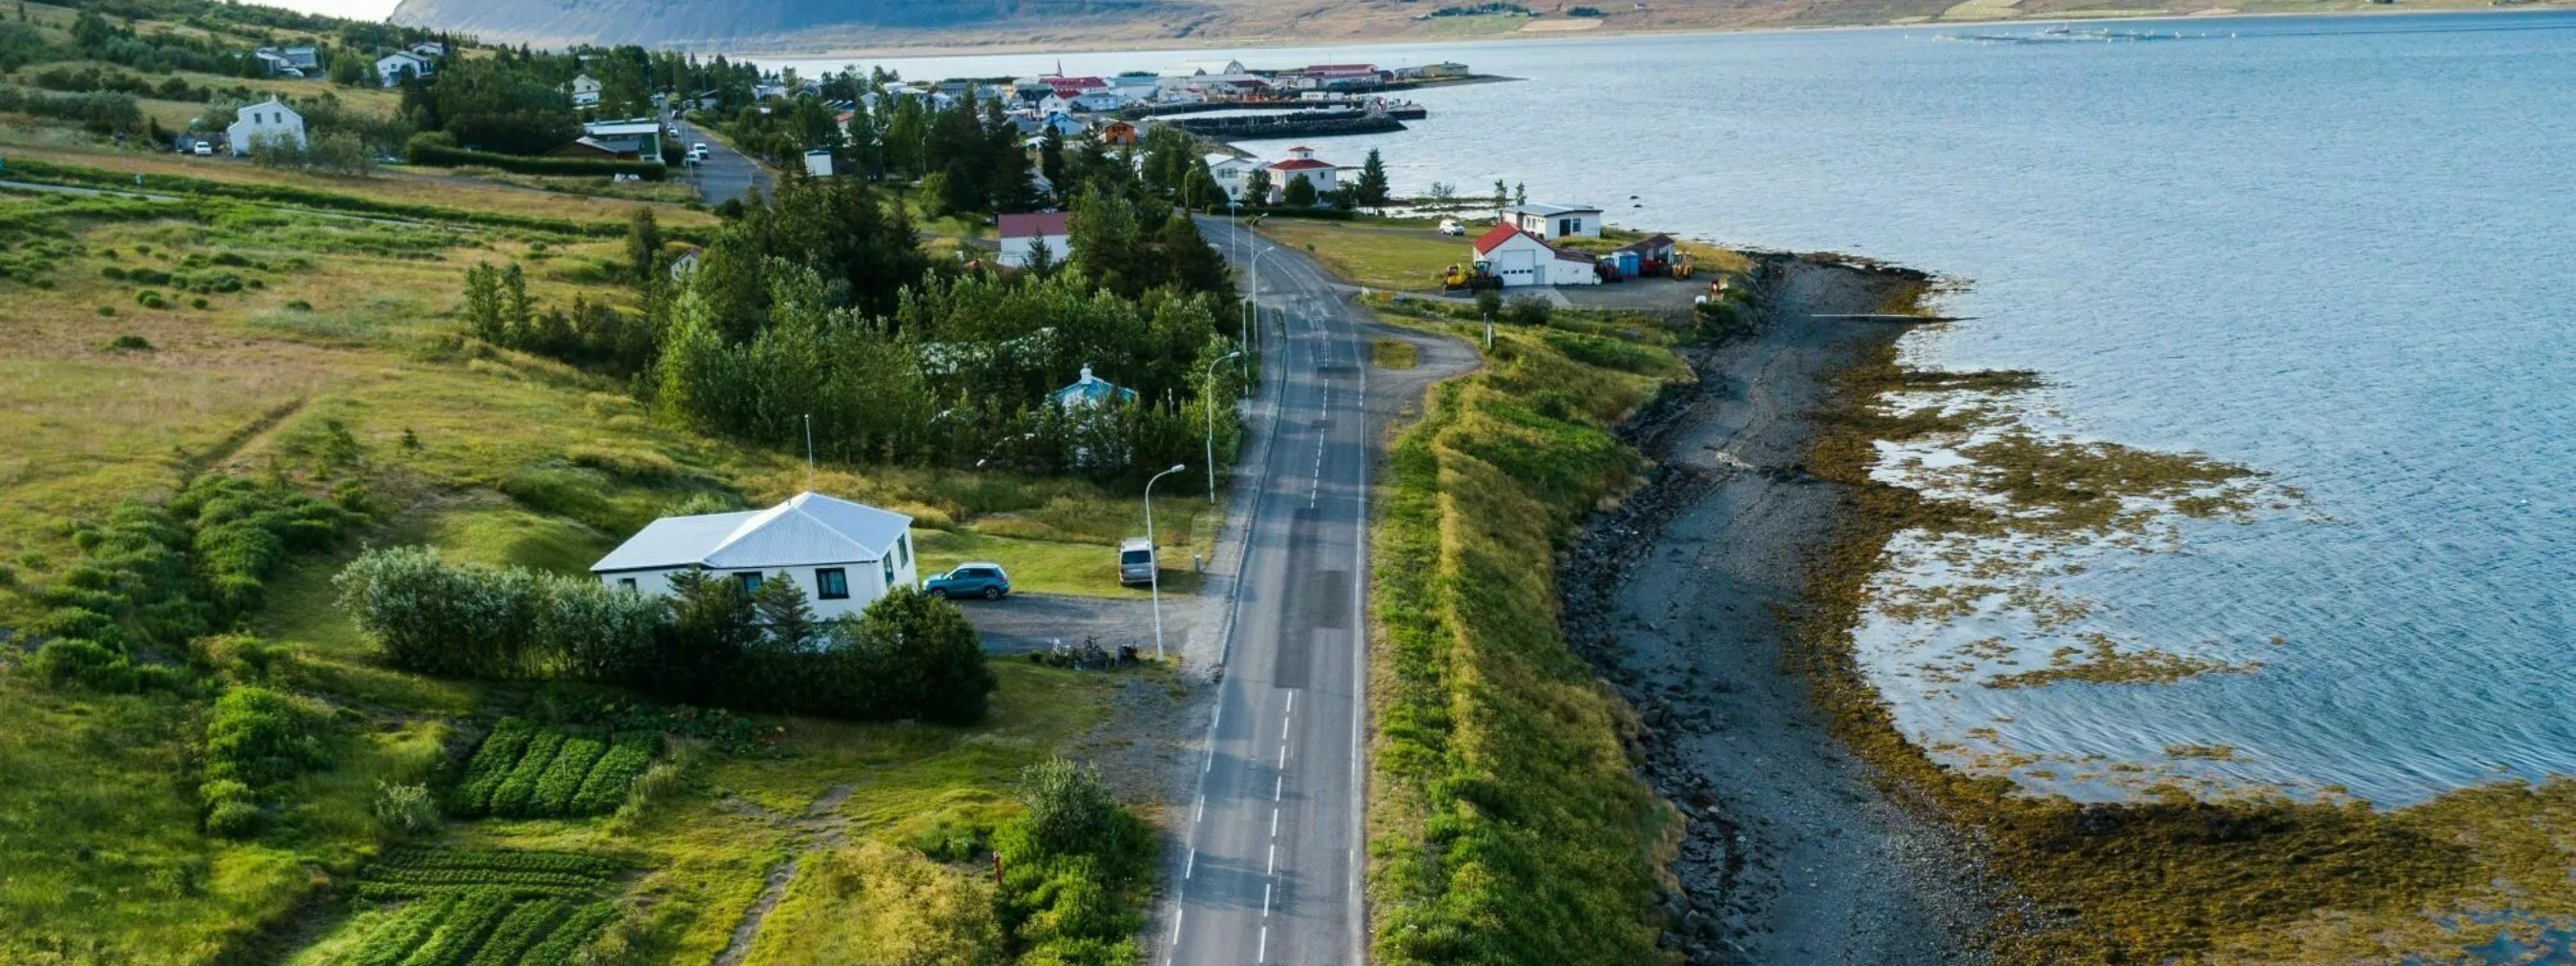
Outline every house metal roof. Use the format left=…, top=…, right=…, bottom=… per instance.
left=1506, top=202, right=1604, bottom=218
left=1611, top=233, right=1677, bottom=255
left=1053, top=365, right=1138, bottom=408
left=592, top=492, right=912, bottom=573
left=999, top=211, right=1070, bottom=239
left=1473, top=222, right=1543, bottom=255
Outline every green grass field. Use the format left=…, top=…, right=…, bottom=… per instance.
left=1253, top=218, right=1469, bottom=293
left=0, top=134, right=1193, bottom=964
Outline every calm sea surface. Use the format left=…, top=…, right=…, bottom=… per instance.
left=787, top=12, right=2576, bottom=805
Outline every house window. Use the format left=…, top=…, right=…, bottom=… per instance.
left=735, top=573, right=763, bottom=593
left=897, top=535, right=911, bottom=569
left=882, top=557, right=896, bottom=590
left=617, top=578, right=637, bottom=591
left=815, top=568, right=849, bottom=600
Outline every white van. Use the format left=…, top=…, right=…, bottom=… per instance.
left=1118, top=537, right=1156, bottom=586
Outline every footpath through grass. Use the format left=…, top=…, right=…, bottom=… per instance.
left=1365, top=298, right=1694, bottom=963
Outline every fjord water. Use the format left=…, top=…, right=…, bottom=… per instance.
left=832, top=12, right=2576, bottom=805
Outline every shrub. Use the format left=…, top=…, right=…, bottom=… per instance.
left=203, top=685, right=329, bottom=788
left=408, top=142, right=667, bottom=181
left=204, top=797, right=263, bottom=838
left=104, top=333, right=151, bottom=350
left=1019, top=757, right=1120, bottom=856
left=100, top=265, right=126, bottom=279
left=1504, top=293, right=1553, bottom=326
left=190, top=297, right=209, bottom=310
left=1473, top=287, right=1503, bottom=320
left=26, top=638, right=137, bottom=691
left=94, top=305, right=114, bottom=316
left=374, top=782, right=440, bottom=836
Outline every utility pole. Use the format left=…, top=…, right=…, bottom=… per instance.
left=803, top=413, right=815, bottom=491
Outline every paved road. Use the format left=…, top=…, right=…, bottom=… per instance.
left=668, top=116, right=773, bottom=205
left=1160, top=218, right=1376, bottom=966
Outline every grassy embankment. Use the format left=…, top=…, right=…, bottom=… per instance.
left=0, top=140, right=1202, bottom=964
left=1796, top=284, right=2576, bottom=962
left=1348, top=297, right=1697, bottom=957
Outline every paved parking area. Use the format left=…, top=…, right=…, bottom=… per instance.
left=957, top=591, right=1203, bottom=660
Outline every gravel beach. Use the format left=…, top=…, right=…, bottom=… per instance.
left=1562, top=255, right=1996, bottom=964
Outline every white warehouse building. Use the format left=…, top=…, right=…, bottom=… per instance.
left=590, top=492, right=920, bottom=619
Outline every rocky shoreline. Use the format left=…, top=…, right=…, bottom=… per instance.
left=1561, top=253, right=1996, bottom=964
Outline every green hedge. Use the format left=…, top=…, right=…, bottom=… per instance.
left=408, top=142, right=668, bottom=181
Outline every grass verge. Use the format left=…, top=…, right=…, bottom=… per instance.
left=1365, top=313, right=1688, bottom=963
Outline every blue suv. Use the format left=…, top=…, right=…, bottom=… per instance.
left=923, top=562, right=1011, bottom=600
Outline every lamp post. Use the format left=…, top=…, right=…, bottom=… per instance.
left=1145, top=463, right=1187, bottom=662
left=1203, top=350, right=1244, bottom=495
left=1245, top=244, right=1281, bottom=352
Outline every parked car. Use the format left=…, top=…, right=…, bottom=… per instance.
left=924, top=562, right=1010, bottom=599
left=192, top=141, right=214, bottom=157
left=1438, top=219, right=1464, bottom=236
left=689, top=142, right=710, bottom=161
left=1118, top=537, right=1157, bottom=586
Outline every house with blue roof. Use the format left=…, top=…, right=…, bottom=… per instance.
left=591, top=492, right=919, bottom=619
left=1052, top=365, right=1139, bottom=410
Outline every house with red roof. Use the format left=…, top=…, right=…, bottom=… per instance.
left=1263, top=147, right=1341, bottom=204
left=999, top=212, right=1072, bottom=269
left=1471, top=223, right=1600, bottom=287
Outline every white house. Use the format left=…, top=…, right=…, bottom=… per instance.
left=802, top=149, right=836, bottom=178
left=226, top=98, right=306, bottom=157
left=252, top=50, right=299, bottom=76
left=409, top=41, right=447, bottom=59
left=1504, top=202, right=1604, bottom=241
left=1471, top=224, right=1599, bottom=288
left=1204, top=153, right=1260, bottom=202
left=376, top=51, right=430, bottom=87
left=1264, top=146, right=1340, bottom=204
left=591, top=492, right=920, bottom=620
left=998, top=211, right=1071, bottom=268
left=568, top=74, right=603, bottom=108
left=1068, top=92, right=1123, bottom=114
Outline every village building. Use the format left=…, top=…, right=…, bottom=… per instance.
left=591, top=492, right=919, bottom=620
left=409, top=41, right=448, bottom=59
left=1264, top=146, right=1340, bottom=204
left=1471, top=224, right=1601, bottom=288
left=998, top=211, right=1072, bottom=268
left=375, top=50, right=430, bottom=87
left=226, top=97, right=306, bottom=157
left=802, top=149, right=836, bottom=178
left=1204, top=154, right=1261, bottom=201
left=1053, top=365, right=1139, bottom=409
left=1505, top=202, right=1605, bottom=240
left=568, top=74, right=603, bottom=108
left=580, top=119, right=666, bottom=159
left=1098, top=120, right=1140, bottom=145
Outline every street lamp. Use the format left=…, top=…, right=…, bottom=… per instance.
left=1203, top=350, right=1244, bottom=495
left=1145, top=464, right=1187, bottom=662
left=1244, top=244, right=1281, bottom=356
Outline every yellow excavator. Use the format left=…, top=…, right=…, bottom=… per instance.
left=1440, top=262, right=1501, bottom=292
left=1669, top=252, right=1695, bottom=280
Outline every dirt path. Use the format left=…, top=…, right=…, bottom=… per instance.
left=1564, top=257, right=1993, bottom=964
left=709, top=782, right=858, bottom=966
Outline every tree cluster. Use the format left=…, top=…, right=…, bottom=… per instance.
left=334, top=547, right=998, bottom=724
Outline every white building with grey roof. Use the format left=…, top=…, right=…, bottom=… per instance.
left=591, top=492, right=920, bottom=619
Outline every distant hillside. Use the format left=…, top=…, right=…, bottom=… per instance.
left=386, top=0, right=2552, bottom=53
